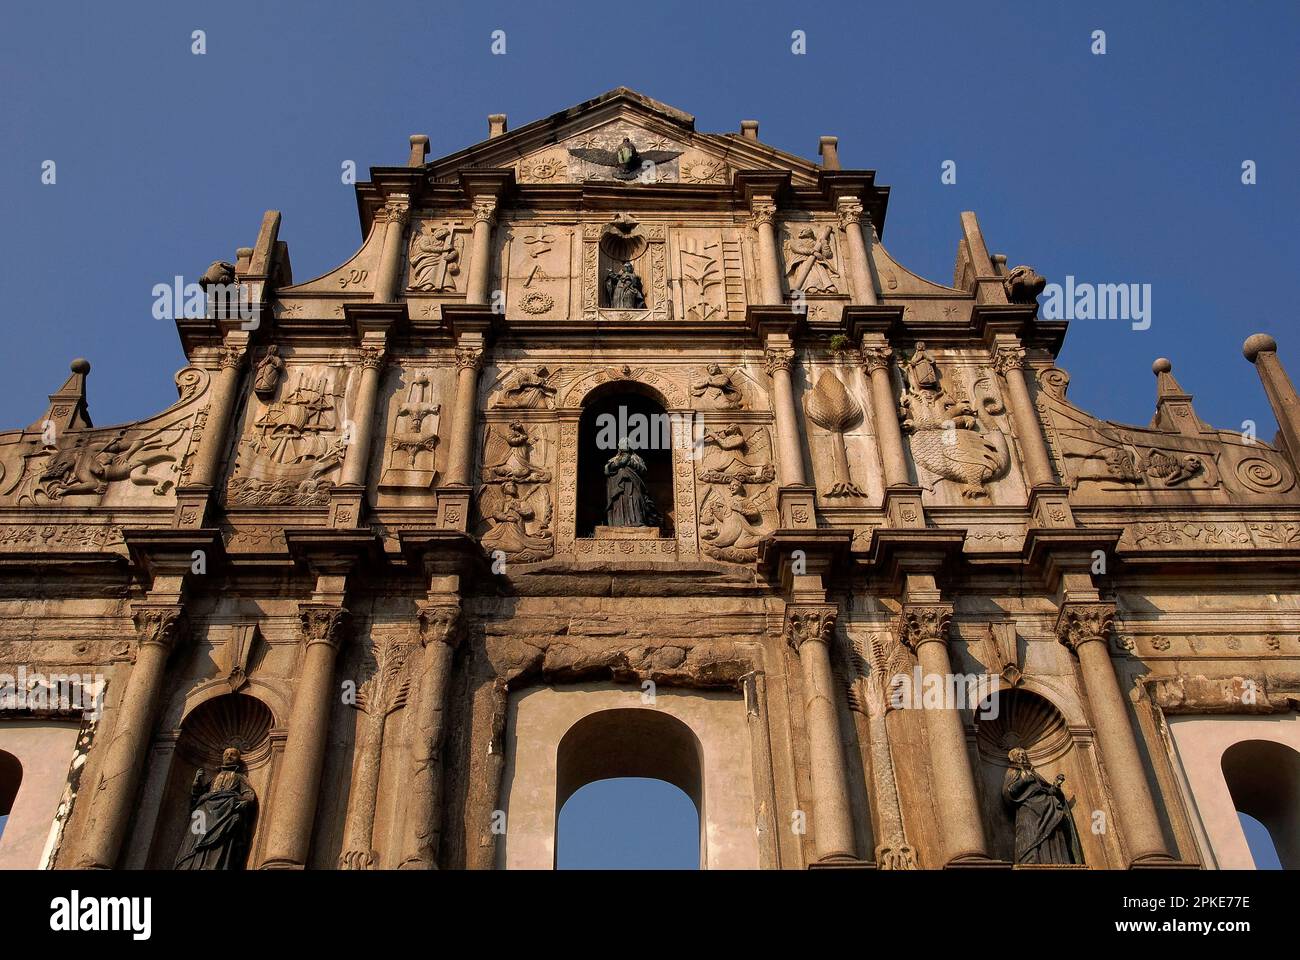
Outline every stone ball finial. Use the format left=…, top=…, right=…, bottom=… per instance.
left=1152, top=358, right=1172, bottom=375
left=1243, top=333, right=1277, bottom=363
left=70, top=358, right=90, bottom=374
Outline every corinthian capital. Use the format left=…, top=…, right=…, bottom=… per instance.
left=299, top=603, right=350, bottom=651
left=1054, top=602, right=1115, bottom=653
left=219, top=343, right=246, bottom=370
left=417, top=601, right=463, bottom=649
left=472, top=198, right=498, bottom=225
left=131, top=603, right=188, bottom=653
left=764, top=346, right=795, bottom=376
left=993, top=346, right=1026, bottom=377
left=378, top=199, right=411, bottom=226
left=455, top=345, right=484, bottom=371
left=360, top=345, right=386, bottom=371
left=896, top=604, right=953, bottom=652
left=785, top=605, right=837, bottom=652
left=750, top=199, right=777, bottom=228
left=837, top=197, right=864, bottom=228
left=862, top=344, right=894, bottom=373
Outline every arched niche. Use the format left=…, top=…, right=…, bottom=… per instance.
left=148, top=693, right=276, bottom=869
left=973, top=687, right=1098, bottom=866
left=1221, top=739, right=1300, bottom=868
left=496, top=683, right=758, bottom=869
left=576, top=383, right=676, bottom=538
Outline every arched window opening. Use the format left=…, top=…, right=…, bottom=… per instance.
left=554, top=708, right=703, bottom=868
left=1221, top=739, right=1300, bottom=869
left=577, top=387, right=675, bottom=538
left=0, top=750, right=21, bottom=843
left=1237, top=813, right=1282, bottom=870
left=557, top=778, right=699, bottom=869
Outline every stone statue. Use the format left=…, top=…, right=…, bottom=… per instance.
left=174, top=747, right=257, bottom=870
left=1001, top=747, right=1082, bottom=865
left=905, top=341, right=940, bottom=393
left=409, top=223, right=461, bottom=291
left=253, top=345, right=284, bottom=398
left=603, top=261, right=646, bottom=309
left=784, top=226, right=839, bottom=293
left=604, top=439, right=659, bottom=527
left=481, top=479, right=554, bottom=561
left=1002, top=264, right=1046, bottom=305
left=691, top=363, right=743, bottom=409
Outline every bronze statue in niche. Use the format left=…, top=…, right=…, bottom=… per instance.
left=603, top=261, right=646, bottom=309
left=604, top=439, right=659, bottom=527
left=173, top=747, right=258, bottom=870
left=1001, top=748, right=1082, bottom=865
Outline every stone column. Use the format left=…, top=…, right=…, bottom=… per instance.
left=861, top=341, right=909, bottom=488
left=837, top=198, right=879, bottom=306
left=260, top=604, right=349, bottom=869
left=786, top=606, right=856, bottom=862
left=465, top=197, right=498, bottom=306
left=371, top=199, right=411, bottom=303
left=765, top=345, right=807, bottom=486
left=751, top=198, right=784, bottom=304
left=1244, top=334, right=1300, bottom=467
left=189, top=340, right=246, bottom=489
left=75, top=604, right=186, bottom=869
left=898, top=604, right=990, bottom=864
left=993, top=344, right=1055, bottom=488
left=340, top=344, right=386, bottom=488
left=1056, top=603, right=1171, bottom=863
left=445, top=343, right=485, bottom=486
left=338, top=634, right=413, bottom=869
left=398, top=602, right=463, bottom=869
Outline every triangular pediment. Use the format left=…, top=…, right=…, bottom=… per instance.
left=424, top=87, right=824, bottom=187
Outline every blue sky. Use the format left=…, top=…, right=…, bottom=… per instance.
left=2, top=1, right=1293, bottom=867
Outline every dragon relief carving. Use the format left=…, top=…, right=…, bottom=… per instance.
left=898, top=344, right=1010, bottom=499
left=1, top=365, right=209, bottom=506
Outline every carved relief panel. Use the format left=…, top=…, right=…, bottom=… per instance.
left=780, top=216, right=848, bottom=323
left=674, top=228, right=747, bottom=322
left=225, top=362, right=352, bottom=507
left=407, top=220, right=469, bottom=294
left=498, top=225, right=575, bottom=320
left=477, top=419, right=555, bottom=563
left=803, top=363, right=883, bottom=503
left=896, top=345, right=1024, bottom=506
left=378, top=366, right=445, bottom=492
left=0, top=365, right=208, bottom=508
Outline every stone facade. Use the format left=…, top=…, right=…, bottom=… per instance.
left=0, top=88, right=1297, bottom=870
